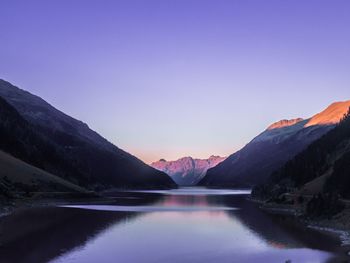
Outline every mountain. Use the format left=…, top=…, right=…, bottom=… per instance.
left=0, top=93, right=89, bottom=195
left=0, top=79, right=176, bottom=190
left=151, top=156, right=226, bottom=186
left=199, top=100, right=350, bottom=188
left=252, top=106, right=350, bottom=200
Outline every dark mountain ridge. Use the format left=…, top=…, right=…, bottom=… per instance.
left=199, top=101, right=350, bottom=188
left=253, top=107, right=350, bottom=199
left=0, top=79, right=176, bottom=191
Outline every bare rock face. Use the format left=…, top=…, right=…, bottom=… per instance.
left=151, top=156, right=226, bottom=186
left=267, top=118, right=304, bottom=130
left=199, top=100, right=350, bottom=188
left=305, top=101, right=350, bottom=127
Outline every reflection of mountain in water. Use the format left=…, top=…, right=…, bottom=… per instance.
left=0, top=207, right=136, bottom=263
left=0, top=193, right=161, bottom=263
left=0, top=191, right=344, bottom=263
left=209, top=195, right=342, bottom=255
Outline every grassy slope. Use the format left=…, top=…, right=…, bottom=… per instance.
left=0, top=150, right=87, bottom=194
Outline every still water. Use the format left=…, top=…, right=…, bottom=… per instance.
left=0, top=188, right=346, bottom=263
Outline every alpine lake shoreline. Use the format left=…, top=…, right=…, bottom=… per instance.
left=1, top=187, right=350, bottom=261
left=249, top=195, right=350, bottom=258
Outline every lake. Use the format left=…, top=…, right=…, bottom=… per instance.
left=0, top=188, right=346, bottom=263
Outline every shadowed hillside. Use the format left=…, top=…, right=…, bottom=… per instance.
left=253, top=107, right=350, bottom=200
left=0, top=79, right=176, bottom=191
left=200, top=101, right=350, bottom=188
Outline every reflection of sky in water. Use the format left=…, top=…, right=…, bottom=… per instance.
left=52, top=189, right=333, bottom=263
left=127, top=187, right=252, bottom=196
left=61, top=205, right=237, bottom=212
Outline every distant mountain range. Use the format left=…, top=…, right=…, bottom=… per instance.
left=199, top=100, right=350, bottom=188
left=151, top=156, right=226, bottom=186
left=0, top=79, right=176, bottom=195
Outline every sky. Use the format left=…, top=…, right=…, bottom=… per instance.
left=1, top=0, right=350, bottom=164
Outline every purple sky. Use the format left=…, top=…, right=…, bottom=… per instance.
left=1, top=0, right=350, bottom=163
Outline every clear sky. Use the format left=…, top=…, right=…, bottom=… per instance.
left=1, top=0, right=350, bottom=163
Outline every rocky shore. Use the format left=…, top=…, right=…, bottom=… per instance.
left=250, top=197, right=350, bottom=257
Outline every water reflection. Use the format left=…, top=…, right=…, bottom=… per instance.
left=0, top=188, right=346, bottom=263
left=213, top=195, right=342, bottom=252
left=0, top=207, right=140, bottom=263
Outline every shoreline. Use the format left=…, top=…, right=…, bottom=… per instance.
left=1, top=189, right=350, bottom=261
left=3, top=190, right=350, bottom=256
left=0, top=189, right=167, bottom=218
left=249, top=197, right=350, bottom=256
left=0, top=195, right=113, bottom=218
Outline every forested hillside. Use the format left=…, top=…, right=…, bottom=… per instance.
left=253, top=107, right=350, bottom=199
